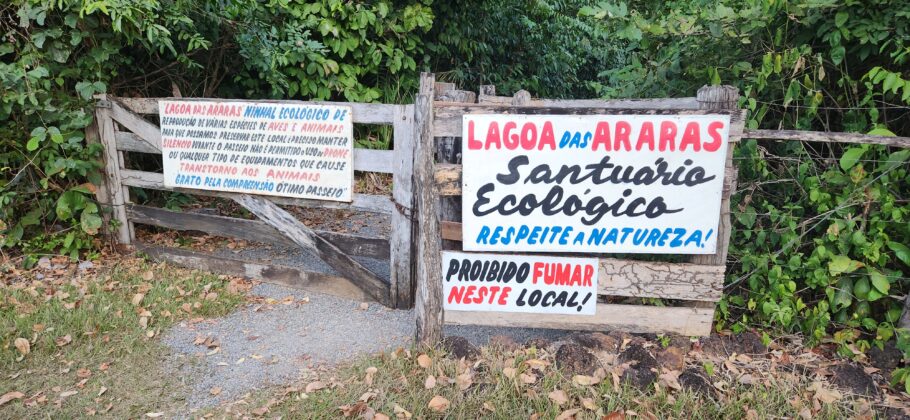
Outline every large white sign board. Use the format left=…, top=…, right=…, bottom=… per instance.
left=442, top=251, right=598, bottom=315
left=160, top=100, right=353, bottom=202
left=462, top=114, right=730, bottom=254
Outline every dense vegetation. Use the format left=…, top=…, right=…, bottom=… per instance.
left=1, top=0, right=908, bottom=369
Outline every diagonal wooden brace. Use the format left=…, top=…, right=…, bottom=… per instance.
left=233, top=194, right=391, bottom=306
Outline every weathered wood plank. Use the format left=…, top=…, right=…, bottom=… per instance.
left=390, top=104, right=417, bottom=308
left=115, top=131, right=161, bottom=154
left=111, top=96, right=397, bottom=124
left=598, top=258, right=724, bottom=301
left=445, top=303, right=714, bottom=336
left=110, top=100, right=162, bottom=145
left=233, top=194, right=391, bottom=306
left=119, top=169, right=394, bottom=214
left=434, top=83, right=464, bottom=251
left=474, top=94, right=700, bottom=109
left=432, top=106, right=747, bottom=138
left=353, top=148, right=394, bottom=174
left=95, top=98, right=131, bottom=245
left=126, top=204, right=389, bottom=259
left=135, top=242, right=372, bottom=302
left=691, top=85, right=739, bottom=268
left=414, top=73, right=444, bottom=344
left=744, top=129, right=910, bottom=148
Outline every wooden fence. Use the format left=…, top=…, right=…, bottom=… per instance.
left=89, top=74, right=910, bottom=337
left=88, top=96, right=417, bottom=309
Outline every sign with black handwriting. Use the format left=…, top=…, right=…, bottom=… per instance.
left=461, top=114, right=730, bottom=254
left=442, top=251, right=598, bottom=315
left=160, top=100, right=353, bottom=202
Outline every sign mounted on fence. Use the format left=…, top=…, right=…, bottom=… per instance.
left=160, top=100, right=354, bottom=202
left=461, top=114, right=730, bottom=254
left=442, top=251, right=598, bottom=315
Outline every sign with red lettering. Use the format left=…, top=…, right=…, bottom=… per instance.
left=160, top=100, right=353, bottom=202
left=443, top=251, right=598, bottom=315
left=461, top=114, right=730, bottom=254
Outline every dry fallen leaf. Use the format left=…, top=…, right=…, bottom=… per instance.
left=76, top=368, right=92, bottom=378
left=604, top=411, right=625, bottom=420
left=483, top=401, right=496, bottom=412
left=365, top=366, right=378, bottom=385
left=580, top=397, right=597, bottom=410
left=417, top=354, right=432, bottom=369
left=131, top=293, right=145, bottom=306
left=374, top=414, right=390, bottom=420
left=55, top=335, right=72, bottom=347
left=210, top=387, right=221, bottom=396
left=0, top=391, right=24, bottom=406
left=503, top=367, right=517, bottom=379
left=456, top=373, right=473, bottom=391
left=548, top=389, right=569, bottom=405
left=59, top=390, right=78, bottom=398
left=427, top=395, right=450, bottom=412
left=572, top=375, right=598, bottom=386
left=424, top=375, right=437, bottom=389
left=306, top=381, right=326, bottom=393
left=519, top=373, right=537, bottom=384
left=393, top=403, right=412, bottom=419
left=142, top=271, right=154, bottom=281
left=809, top=382, right=843, bottom=404
left=555, top=408, right=581, bottom=420
left=14, top=338, right=30, bottom=356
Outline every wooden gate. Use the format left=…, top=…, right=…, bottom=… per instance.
left=89, top=96, right=417, bottom=309
left=412, top=73, right=747, bottom=341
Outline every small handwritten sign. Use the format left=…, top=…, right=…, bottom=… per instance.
left=442, top=251, right=598, bottom=315
left=160, top=100, right=353, bottom=202
left=461, top=114, right=730, bottom=254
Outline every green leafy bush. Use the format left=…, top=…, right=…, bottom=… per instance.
left=1, top=0, right=432, bottom=260
left=578, top=0, right=910, bottom=351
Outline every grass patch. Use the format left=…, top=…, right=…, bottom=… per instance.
left=0, top=256, right=248, bottom=417
left=217, top=345, right=867, bottom=419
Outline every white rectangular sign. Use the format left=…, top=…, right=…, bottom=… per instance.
left=442, top=251, right=598, bottom=315
left=461, top=114, right=730, bottom=254
left=160, top=100, right=354, bottom=202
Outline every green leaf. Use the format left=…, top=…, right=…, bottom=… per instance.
left=867, top=127, right=896, bottom=137
left=839, top=147, right=864, bottom=170
left=80, top=211, right=102, bottom=235
left=835, top=12, right=848, bottom=27
left=870, top=271, right=890, bottom=295
left=867, top=288, right=884, bottom=302
left=888, top=242, right=910, bottom=266
left=831, top=46, right=845, bottom=65
left=829, top=255, right=864, bottom=276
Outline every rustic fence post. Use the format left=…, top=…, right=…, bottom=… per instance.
left=433, top=82, right=468, bottom=251
left=94, top=95, right=132, bottom=246
left=414, top=73, right=444, bottom=344
left=690, top=85, right=739, bottom=268
left=390, top=104, right=417, bottom=309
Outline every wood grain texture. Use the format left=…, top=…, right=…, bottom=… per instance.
left=390, top=104, right=417, bottom=308
left=126, top=204, right=389, bottom=259
left=136, top=242, right=372, bottom=302
left=413, top=73, right=444, bottom=344
left=598, top=258, right=724, bottom=301
left=110, top=100, right=161, bottom=145
left=95, top=99, right=131, bottom=245
left=432, top=105, right=745, bottom=137
left=434, top=83, right=465, bottom=251
left=112, top=96, right=397, bottom=124
left=115, top=131, right=160, bottom=154
left=745, top=129, right=910, bottom=148
left=119, top=169, right=394, bottom=214
left=445, top=303, right=714, bottom=336
left=84, top=118, right=112, bottom=230
left=233, top=194, right=391, bottom=306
